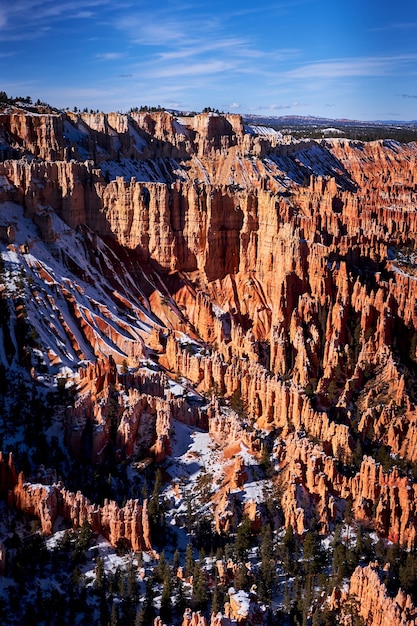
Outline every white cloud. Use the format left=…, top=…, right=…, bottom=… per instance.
left=140, top=60, right=235, bottom=79
left=96, top=52, right=124, bottom=61
left=0, top=0, right=113, bottom=40
left=229, top=102, right=241, bottom=109
left=0, top=0, right=111, bottom=23
left=156, top=38, right=249, bottom=61
left=287, top=55, right=417, bottom=79
left=372, top=21, right=417, bottom=32
left=116, top=15, right=192, bottom=46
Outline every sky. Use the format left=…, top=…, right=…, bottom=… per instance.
left=0, top=0, right=417, bottom=121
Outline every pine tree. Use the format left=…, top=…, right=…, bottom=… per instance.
left=303, top=529, right=325, bottom=574
left=234, top=563, right=249, bottom=591
left=154, top=551, right=166, bottom=582
left=94, top=556, right=106, bottom=594
left=148, top=468, right=165, bottom=541
left=399, top=553, right=417, bottom=602
left=116, top=566, right=126, bottom=598
left=172, top=549, right=180, bottom=575
left=281, top=524, right=298, bottom=575
left=134, top=609, right=145, bottom=626
left=185, top=543, right=194, bottom=578
left=99, top=594, right=109, bottom=626
left=141, top=576, right=155, bottom=624
left=160, top=564, right=172, bottom=623
left=175, top=578, right=186, bottom=618
left=211, top=585, right=221, bottom=616
left=127, top=559, right=138, bottom=603
left=110, top=602, right=119, bottom=626
left=192, top=561, right=208, bottom=611
left=235, top=515, right=252, bottom=562
left=74, top=519, right=92, bottom=562
left=259, top=524, right=275, bottom=602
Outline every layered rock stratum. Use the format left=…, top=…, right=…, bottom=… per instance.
left=0, top=106, right=417, bottom=623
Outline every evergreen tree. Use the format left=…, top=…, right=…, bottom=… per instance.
left=127, top=559, right=138, bottom=603
left=94, top=556, right=106, bottom=594
left=141, top=576, right=155, bottom=624
left=399, top=552, right=417, bottom=601
left=192, top=561, right=208, bottom=611
left=185, top=542, right=194, bottom=578
left=172, top=548, right=180, bottom=574
left=235, top=515, right=252, bottom=562
left=160, top=564, right=172, bottom=623
left=175, top=578, right=186, bottom=618
left=110, top=602, right=119, bottom=626
left=281, top=524, right=298, bottom=575
left=303, top=529, right=326, bottom=574
left=116, top=566, right=126, bottom=598
left=148, top=468, right=165, bottom=542
left=154, top=551, right=166, bottom=582
left=234, top=563, right=249, bottom=591
left=99, top=594, right=110, bottom=626
left=258, top=524, right=275, bottom=602
left=211, top=585, right=221, bottom=616
left=331, top=528, right=357, bottom=583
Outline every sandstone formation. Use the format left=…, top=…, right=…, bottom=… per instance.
left=1, top=107, right=417, bottom=622
left=275, top=433, right=417, bottom=547
left=331, top=563, right=417, bottom=626
left=0, top=459, right=152, bottom=552
left=224, top=587, right=264, bottom=625
left=180, top=609, right=226, bottom=626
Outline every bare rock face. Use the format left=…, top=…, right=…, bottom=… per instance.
left=181, top=609, right=228, bottom=626
left=65, top=358, right=206, bottom=464
left=12, top=475, right=152, bottom=551
left=2, top=109, right=417, bottom=618
left=13, top=472, right=57, bottom=534
left=276, top=434, right=417, bottom=546
left=332, top=563, right=417, bottom=626
left=0, top=159, right=105, bottom=230
left=224, top=587, right=264, bottom=624
left=4, top=460, right=152, bottom=551
left=0, top=113, right=66, bottom=160
left=181, top=609, right=208, bottom=626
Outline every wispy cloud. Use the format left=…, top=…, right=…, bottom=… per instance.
left=0, top=0, right=112, bottom=39
left=2, top=0, right=417, bottom=120
left=139, top=60, right=236, bottom=80
left=287, top=55, right=417, bottom=79
left=156, top=38, right=249, bottom=62
left=115, top=14, right=198, bottom=47
left=228, top=0, right=313, bottom=18
left=0, top=0, right=110, bottom=23
left=372, top=21, right=417, bottom=32
left=96, top=52, right=124, bottom=61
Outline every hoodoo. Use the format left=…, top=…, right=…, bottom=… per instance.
left=0, top=106, right=416, bottom=624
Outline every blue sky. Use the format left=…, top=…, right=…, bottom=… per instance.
left=1, top=0, right=417, bottom=120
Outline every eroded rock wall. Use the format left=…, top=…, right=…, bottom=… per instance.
left=332, top=563, right=417, bottom=626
